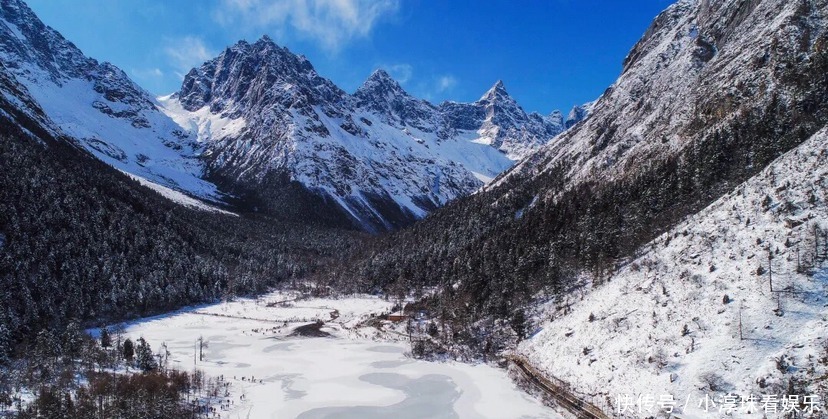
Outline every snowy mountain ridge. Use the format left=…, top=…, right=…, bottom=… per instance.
left=318, top=1, right=828, bottom=414
left=0, top=0, right=224, bottom=202
left=161, top=36, right=592, bottom=231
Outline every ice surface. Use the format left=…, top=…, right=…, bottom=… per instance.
left=115, top=291, right=558, bottom=418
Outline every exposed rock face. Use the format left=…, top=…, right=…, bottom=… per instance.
left=352, top=69, right=437, bottom=133
left=564, top=101, right=595, bottom=129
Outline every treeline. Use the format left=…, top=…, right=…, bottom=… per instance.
left=18, top=370, right=209, bottom=419
left=0, top=120, right=361, bottom=356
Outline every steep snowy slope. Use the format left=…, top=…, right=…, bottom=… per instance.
left=521, top=127, right=828, bottom=417
left=0, top=0, right=222, bottom=201
left=161, top=38, right=586, bottom=231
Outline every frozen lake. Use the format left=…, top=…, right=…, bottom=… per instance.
left=118, top=293, right=558, bottom=418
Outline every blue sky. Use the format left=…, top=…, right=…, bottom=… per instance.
left=26, top=0, right=671, bottom=114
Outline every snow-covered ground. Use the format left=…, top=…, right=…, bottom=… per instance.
left=116, top=291, right=557, bottom=418
left=122, top=171, right=237, bottom=216
left=520, top=127, right=828, bottom=418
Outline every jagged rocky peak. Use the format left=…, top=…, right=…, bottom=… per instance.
left=478, top=80, right=529, bottom=130
left=564, top=101, right=595, bottom=129
left=178, top=35, right=344, bottom=114
left=0, top=0, right=84, bottom=79
left=479, top=80, right=517, bottom=105
left=358, top=69, right=404, bottom=93
left=353, top=68, right=415, bottom=108
left=547, top=110, right=564, bottom=127
left=480, top=80, right=526, bottom=116
left=1, top=0, right=145, bottom=110
left=479, top=80, right=595, bottom=136
left=353, top=68, right=436, bottom=130
left=0, top=0, right=163, bottom=129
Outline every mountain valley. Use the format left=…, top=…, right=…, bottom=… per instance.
left=2, top=0, right=828, bottom=417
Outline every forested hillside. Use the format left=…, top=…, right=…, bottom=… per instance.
left=0, top=119, right=358, bottom=357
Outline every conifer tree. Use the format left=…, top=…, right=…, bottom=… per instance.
left=135, top=337, right=157, bottom=372
left=0, top=324, right=10, bottom=366
left=122, top=338, right=134, bottom=363
left=99, top=327, right=111, bottom=349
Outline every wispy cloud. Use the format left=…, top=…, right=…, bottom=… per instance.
left=215, top=0, right=400, bottom=52
left=379, top=63, right=413, bottom=84
left=164, top=36, right=214, bottom=78
left=415, top=74, right=459, bottom=102
left=132, top=68, right=164, bottom=79
left=436, top=75, right=457, bottom=93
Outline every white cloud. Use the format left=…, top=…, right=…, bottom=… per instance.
left=216, top=0, right=400, bottom=52
left=164, top=36, right=214, bottom=78
left=132, top=68, right=164, bottom=79
left=415, top=74, right=459, bottom=102
left=436, top=75, right=457, bottom=93
left=379, top=63, right=413, bottom=84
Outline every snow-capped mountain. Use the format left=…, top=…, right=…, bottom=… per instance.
left=0, top=0, right=222, bottom=201
left=0, top=0, right=592, bottom=232
left=161, top=36, right=585, bottom=231
left=351, top=69, right=438, bottom=133
left=446, top=80, right=568, bottom=161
